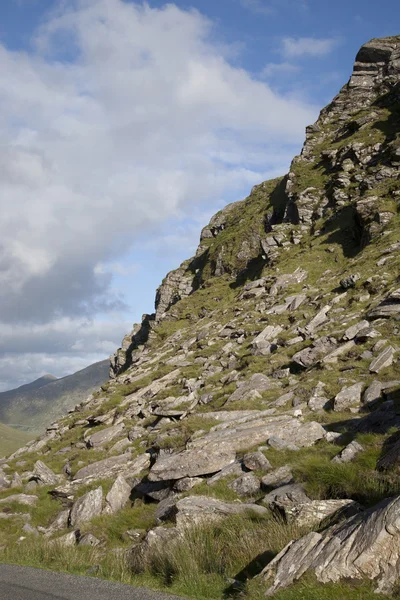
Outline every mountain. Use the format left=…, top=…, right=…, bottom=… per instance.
left=0, top=361, right=109, bottom=434
left=1, top=35, right=400, bottom=600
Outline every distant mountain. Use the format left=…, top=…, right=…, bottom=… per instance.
left=0, top=360, right=109, bottom=434
left=0, top=422, right=32, bottom=457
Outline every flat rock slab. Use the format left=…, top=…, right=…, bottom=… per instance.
left=174, top=495, right=268, bottom=528
left=0, top=494, right=37, bottom=507
left=87, top=422, right=125, bottom=448
left=73, top=454, right=131, bottom=481
left=148, top=447, right=235, bottom=481
left=149, top=418, right=325, bottom=482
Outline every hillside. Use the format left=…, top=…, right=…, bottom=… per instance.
left=0, top=361, right=109, bottom=434
left=0, top=423, right=32, bottom=457
left=1, top=35, right=400, bottom=600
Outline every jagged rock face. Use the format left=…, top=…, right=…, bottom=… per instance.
left=3, top=35, right=400, bottom=599
left=262, top=495, right=400, bottom=596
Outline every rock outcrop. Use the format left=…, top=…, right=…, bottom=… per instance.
left=2, top=34, right=400, bottom=600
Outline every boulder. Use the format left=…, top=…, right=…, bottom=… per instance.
left=333, top=382, right=364, bottom=411
left=131, top=527, right=180, bottom=572
left=305, top=305, right=331, bottom=334
left=292, top=337, right=337, bottom=369
left=261, top=495, right=400, bottom=596
left=332, top=440, right=363, bottom=463
left=368, top=288, right=400, bottom=319
left=228, top=473, right=260, bottom=497
left=173, top=477, right=203, bottom=492
left=369, top=346, right=394, bottom=373
left=31, top=461, right=60, bottom=486
left=362, top=380, right=383, bottom=407
left=261, top=466, right=294, bottom=490
left=87, top=422, right=125, bottom=448
left=174, top=496, right=268, bottom=529
left=228, top=373, right=280, bottom=403
left=10, top=472, right=22, bottom=488
left=0, top=494, right=38, bottom=507
left=78, top=533, right=101, bottom=547
left=252, top=325, right=283, bottom=356
left=104, top=475, right=132, bottom=515
left=340, top=274, right=360, bottom=289
left=73, top=453, right=131, bottom=481
left=148, top=446, right=236, bottom=482
left=342, top=320, right=369, bottom=341
left=44, top=509, right=70, bottom=536
left=69, top=487, right=103, bottom=527
left=262, top=484, right=310, bottom=509
left=243, top=451, right=272, bottom=472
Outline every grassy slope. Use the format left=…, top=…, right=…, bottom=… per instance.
left=0, top=422, right=32, bottom=457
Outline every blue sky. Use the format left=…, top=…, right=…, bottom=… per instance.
left=0, top=0, right=398, bottom=389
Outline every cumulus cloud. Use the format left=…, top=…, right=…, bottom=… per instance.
left=281, top=36, right=338, bottom=59
left=0, top=0, right=317, bottom=389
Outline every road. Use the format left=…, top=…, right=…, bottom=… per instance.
left=0, top=564, right=183, bottom=600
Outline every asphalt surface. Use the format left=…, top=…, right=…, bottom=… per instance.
left=0, top=564, right=183, bottom=600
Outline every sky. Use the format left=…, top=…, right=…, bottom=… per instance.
left=0, top=0, right=399, bottom=391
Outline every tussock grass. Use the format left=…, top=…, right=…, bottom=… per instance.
left=131, top=513, right=309, bottom=599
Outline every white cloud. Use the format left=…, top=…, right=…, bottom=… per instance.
left=281, top=37, right=338, bottom=59
left=239, top=0, right=273, bottom=15
left=0, top=0, right=318, bottom=390
left=261, top=62, right=300, bottom=78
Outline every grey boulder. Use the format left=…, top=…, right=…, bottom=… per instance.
left=69, top=487, right=103, bottom=527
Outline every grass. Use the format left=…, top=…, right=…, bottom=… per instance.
left=0, top=422, right=32, bottom=457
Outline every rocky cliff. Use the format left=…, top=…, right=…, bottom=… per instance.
left=2, top=36, right=400, bottom=599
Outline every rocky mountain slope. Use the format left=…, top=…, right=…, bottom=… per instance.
left=1, top=35, right=400, bottom=599
left=0, top=361, right=109, bottom=434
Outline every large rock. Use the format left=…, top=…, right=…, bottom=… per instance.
left=333, top=382, right=364, bottom=411
left=31, top=460, right=60, bottom=486
left=69, top=487, right=103, bottom=527
left=148, top=447, right=236, bottom=482
left=362, top=380, right=383, bottom=407
left=369, top=346, right=394, bottom=373
left=261, top=466, right=294, bottom=490
left=73, top=453, right=132, bottom=481
left=243, top=451, right=272, bottom=472
left=0, top=494, right=37, bottom=507
left=292, top=337, right=337, bottom=369
left=285, top=499, right=360, bottom=527
left=228, top=374, right=280, bottom=403
left=87, top=422, right=125, bottom=448
left=261, top=494, right=400, bottom=596
left=228, top=473, right=260, bottom=497
left=262, top=484, right=310, bottom=509
left=368, top=288, right=400, bottom=319
left=104, top=475, right=132, bottom=515
left=252, top=325, right=283, bottom=356
left=174, top=495, right=268, bottom=529
left=332, top=441, right=364, bottom=463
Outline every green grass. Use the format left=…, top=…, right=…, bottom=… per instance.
left=0, top=422, right=32, bottom=457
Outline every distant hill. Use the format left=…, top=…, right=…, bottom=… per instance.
left=0, top=422, right=32, bottom=457
left=0, top=360, right=109, bottom=434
